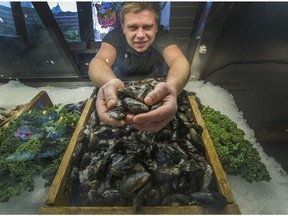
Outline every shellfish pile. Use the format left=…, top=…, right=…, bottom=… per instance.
left=69, top=78, right=227, bottom=212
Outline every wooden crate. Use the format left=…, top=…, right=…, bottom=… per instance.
left=0, top=91, right=53, bottom=127
left=40, top=96, right=241, bottom=214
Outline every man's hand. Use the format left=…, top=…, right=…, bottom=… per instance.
left=96, top=78, right=126, bottom=127
left=132, top=82, right=178, bottom=132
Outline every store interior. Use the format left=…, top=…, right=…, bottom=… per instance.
left=0, top=1, right=288, bottom=214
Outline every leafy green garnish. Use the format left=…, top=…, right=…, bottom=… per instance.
left=0, top=104, right=80, bottom=202
left=201, top=106, right=271, bottom=182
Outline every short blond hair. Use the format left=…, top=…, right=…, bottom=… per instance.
left=120, top=2, right=160, bottom=24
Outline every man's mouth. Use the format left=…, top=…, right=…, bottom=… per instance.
left=134, top=41, right=147, bottom=46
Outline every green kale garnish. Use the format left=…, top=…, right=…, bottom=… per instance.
left=0, top=104, right=80, bottom=202
left=201, top=105, right=271, bottom=182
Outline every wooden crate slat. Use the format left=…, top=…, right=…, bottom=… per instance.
left=45, top=98, right=95, bottom=205
left=40, top=203, right=240, bottom=214
left=0, top=91, right=53, bottom=127
left=188, top=96, right=235, bottom=203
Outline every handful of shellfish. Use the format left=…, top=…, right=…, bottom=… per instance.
left=69, top=78, right=227, bottom=212
left=107, top=78, right=162, bottom=119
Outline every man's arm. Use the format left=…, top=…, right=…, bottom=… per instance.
left=132, top=44, right=190, bottom=132
left=88, top=42, right=118, bottom=87
left=142, top=44, right=190, bottom=107
left=163, top=44, right=191, bottom=95
left=88, top=42, right=126, bottom=126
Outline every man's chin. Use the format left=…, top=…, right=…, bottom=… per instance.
left=133, top=46, right=148, bottom=53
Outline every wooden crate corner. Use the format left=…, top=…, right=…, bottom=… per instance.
left=0, top=91, right=53, bottom=127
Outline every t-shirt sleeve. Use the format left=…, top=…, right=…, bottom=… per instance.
left=153, top=29, right=177, bottom=54
left=102, top=25, right=123, bottom=48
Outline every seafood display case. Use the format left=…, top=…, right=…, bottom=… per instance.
left=40, top=79, right=241, bottom=214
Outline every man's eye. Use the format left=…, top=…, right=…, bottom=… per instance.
left=129, top=26, right=137, bottom=31
left=144, top=26, right=152, bottom=30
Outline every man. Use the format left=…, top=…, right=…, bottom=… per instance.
left=89, top=2, right=190, bottom=132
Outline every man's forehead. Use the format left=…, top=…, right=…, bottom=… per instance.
left=124, top=10, right=157, bottom=23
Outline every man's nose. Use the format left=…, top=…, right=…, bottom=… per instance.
left=136, top=28, right=145, bottom=38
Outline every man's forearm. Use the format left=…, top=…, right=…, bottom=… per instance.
left=88, top=57, right=117, bottom=87
left=166, top=56, right=191, bottom=96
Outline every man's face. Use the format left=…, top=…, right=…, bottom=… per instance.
left=122, top=10, right=158, bottom=53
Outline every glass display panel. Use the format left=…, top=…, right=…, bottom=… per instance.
left=0, top=2, right=79, bottom=80
left=21, top=2, right=52, bottom=43
left=0, top=2, right=16, bottom=35
left=48, top=2, right=80, bottom=42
